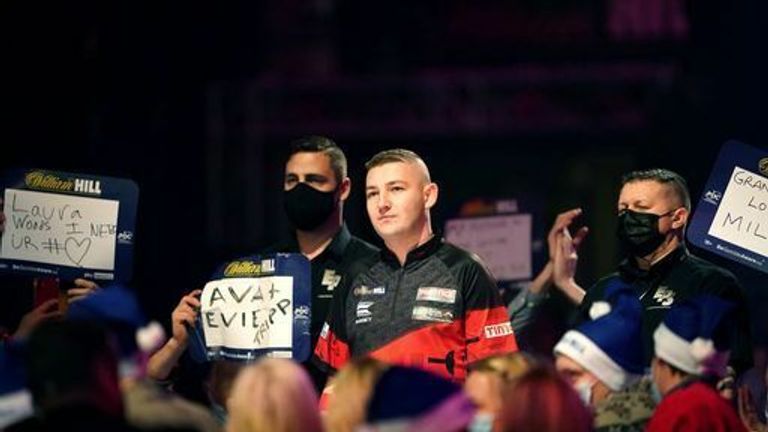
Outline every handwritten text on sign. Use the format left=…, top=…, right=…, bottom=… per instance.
left=1, top=189, right=119, bottom=270
left=445, top=214, right=532, bottom=280
left=708, top=166, right=768, bottom=258
left=201, top=277, right=293, bottom=350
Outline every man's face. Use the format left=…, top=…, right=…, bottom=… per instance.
left=617, top=180, right=685, bottom=233
left=365, top=161, right=434, bottom=242
left=284, top=152, right=338, bottom=192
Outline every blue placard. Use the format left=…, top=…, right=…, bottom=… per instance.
left=189, top=253, right=312, bottom=363
left=0, top=169, right=139, bottom=282
left=687, top=140, right=768, bottom=274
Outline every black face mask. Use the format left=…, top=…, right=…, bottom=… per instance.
left=616, top=209, right=674, bottom=257
left=283, top=182, right=338, bottom=231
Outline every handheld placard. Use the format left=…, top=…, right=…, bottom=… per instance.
left=0, top=169, right=138, bottom=282
left=190, top=253, right=311, bottom=362
left=687, top=140, right=768, bottom=274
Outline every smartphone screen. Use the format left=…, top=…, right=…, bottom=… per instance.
left=33, top=277, right=66, bottom=312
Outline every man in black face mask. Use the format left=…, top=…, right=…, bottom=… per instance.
left=274, top=136, right=379, bottom=388
left=543, top=169, right=752, bottom=373
left=146, top=136, right=379, bottom=396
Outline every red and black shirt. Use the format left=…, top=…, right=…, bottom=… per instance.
left=314, top=235, right=518, bottom=382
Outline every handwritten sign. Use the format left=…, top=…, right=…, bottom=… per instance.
left=688, top=141, right=768, bottom=274
left=708, top=167, right=768, bottom=257
left=201, top=277, right=294, bottom=353
left=2, top=189, right=119, bottom=270
left=188, top=253, right=312, bottom=362
left=0, top=169, right=139, bottom=281
left=445, top=214, right=532, bottom=281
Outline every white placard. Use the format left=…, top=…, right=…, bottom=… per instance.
left=708, top=166, right=768, bottom=257
left=445, top=214, right=532, bottom=281
left=201, top=277, right=294, bottom=350
left=1, top=188, right=119, bottom=270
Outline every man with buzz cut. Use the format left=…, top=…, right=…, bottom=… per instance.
left=548, top=168, right=752, bottom=373
left=315, top=149, right=517, bottom=382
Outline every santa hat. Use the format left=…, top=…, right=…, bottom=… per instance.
left=554, top=279, right=645, bottom=391
left=653, top=294, right=735, bottom=377
left=361, top=366, right=475, bottom=432
left=67, top=284, right=165, bottom=377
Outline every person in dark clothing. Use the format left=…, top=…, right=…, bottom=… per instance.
left=549, top=168, right=752, bottom=373
left=147, top=136, right=378, bottom=395
left=315, top=149, right=517, bottom=382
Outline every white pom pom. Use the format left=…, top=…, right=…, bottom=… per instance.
left=589, top=301, right=612, bottom=320
left=136, top=321, right=166, bottom=353
left=690, top=337, right=715, bottom=362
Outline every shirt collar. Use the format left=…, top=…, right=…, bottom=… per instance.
left=381, top=234, right=443, bottom=267
left=619, top=244, right=688, bottom=280
left=281, top=224, right=352, bottom=261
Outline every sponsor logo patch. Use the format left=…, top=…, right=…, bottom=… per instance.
left=353, top=285, right=386, bottom=296
left=484, top=322, right=514, bottom=339
left=356, top=301, right=374, bottom=318
left=416, top=287, right=457, bottom=304
left=412, top=306, right=454, bottom=323
left=321, top=269, right=342, bottom=291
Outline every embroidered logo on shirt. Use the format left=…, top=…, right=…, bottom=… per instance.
left=356, top=301, right=374, bottom=318
left=412, top=306, right=454, bottom=323
left=416, top=287, right=457, bottom=304
left=484, top=323, right=514, bottom=339
left=321, top=269, right=342, bottom=292
left=353, top=285, right=386, bottom=296
left=653, top=286, right=675, bottom=307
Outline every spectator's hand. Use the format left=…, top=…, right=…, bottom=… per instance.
left=171, top=289, right=202, bottom=347
left=551, top=223, right=588, bottom=304
left=738, top=385, right=768, bottom=432
left=13, top=299, right=63, bottom=339
left=547, top=208, right=588, bottom=261
left=67, top=278, right=100, bottom=303
left=553, top=227, right=579, bottom=287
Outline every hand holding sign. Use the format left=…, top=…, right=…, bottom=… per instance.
left=171, top=289, right=202, bottom=347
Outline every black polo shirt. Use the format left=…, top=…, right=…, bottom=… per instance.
left=267, top=224, right=380, bottom=348
left=578, top=245, right=753, bottom=373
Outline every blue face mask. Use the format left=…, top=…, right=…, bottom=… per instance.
left=650, top=380, right=663, bottom=404
left=468, top=413, right=494, bottom=432
left=575, top=379, right=596, bottom=406
left=210, top=401, right=228, bottom=425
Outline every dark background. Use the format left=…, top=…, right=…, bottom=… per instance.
left=1, top=0, right=766, bottom=341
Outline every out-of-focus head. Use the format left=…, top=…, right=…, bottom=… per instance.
left=554, top=280, right=645, bottom=404
left=499, top=365, right=593, bottom=432
left=362, top=365, right=475, bottom=432
left=67, top=284, right=164, bottom=380
left=324, top=357, right=390, bottom=432
left=465, top=352, right=536, bottom=414
left=652, top=294, right=736, bottom=395
left=25, top=320, right=124, bottom=417
left=225, top=358, right=322, bottom=432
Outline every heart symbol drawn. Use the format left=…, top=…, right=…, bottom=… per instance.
left=65, top=237, right=92, bottom=267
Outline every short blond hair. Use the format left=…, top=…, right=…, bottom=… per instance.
left=324, top=357, right=390, bottom=432
left=226, top=359, right=322, bottom=432
left=365, top=149, right=431, bottom=182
